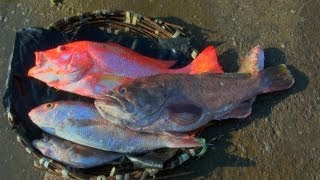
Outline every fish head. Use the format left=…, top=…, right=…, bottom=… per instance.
left=28, top=102, right=70, bottom=134
left=28, top=41, right=94, bottom=86
left=95, top=80, right=170, bottom=127
left=32, top=137, right=59, bottom=158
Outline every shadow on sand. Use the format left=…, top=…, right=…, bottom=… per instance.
left=156, top=17, right=309, bottom=179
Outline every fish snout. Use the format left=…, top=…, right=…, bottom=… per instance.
left=32, top=139, right=49, bottom=149
left=33, top=140, right=54, bottom=156
left=28, top=109, right=37, bottom=121
left=28, top=52, right=53, bottom=77
left=27, top=66, right=40, bottom=77
left=28, top=108, right=45, bottom=124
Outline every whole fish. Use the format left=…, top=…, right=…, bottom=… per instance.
left=28, top=101, right=204, bottom=154
left=28, top=41, right=223, bottom=99
left=94, top=46, right=294, bottom=134
left=33, top=134, right=123, bottom=168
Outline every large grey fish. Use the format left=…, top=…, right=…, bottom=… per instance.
left=28, top=101, right=204, bottom=154
left=33, top=134, right=123, bottom=168
left=94, top=46, right=294, bottom=134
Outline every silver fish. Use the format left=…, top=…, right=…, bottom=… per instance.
left=33, top=134, right=123, bottom=168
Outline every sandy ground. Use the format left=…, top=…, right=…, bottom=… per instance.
left=0, top=0, right=319, bottom=179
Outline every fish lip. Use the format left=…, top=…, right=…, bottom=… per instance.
left=103, top=94, right=132, bottom=111
left=100, top=95, right=123, bottom=109
left=28, top=64, right=48, bottom=76
left=95, top=105, right=127, bottom=126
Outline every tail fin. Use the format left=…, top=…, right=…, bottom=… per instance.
left=260, top=64, right=294, bottom=93
left=188, top=46, right=223, bottom=74
left=239, top=45, right=265, bottom=74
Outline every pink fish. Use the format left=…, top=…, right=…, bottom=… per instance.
left=28, top=41, right=223, bottom=99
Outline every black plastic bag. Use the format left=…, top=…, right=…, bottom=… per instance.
left=2, top=25, right=194, bottom=169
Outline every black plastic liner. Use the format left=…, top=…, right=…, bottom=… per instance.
left=2, top=25, right=195, bottom=170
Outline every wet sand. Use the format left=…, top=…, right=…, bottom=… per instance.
left=0, top=0, right=319, bottom=179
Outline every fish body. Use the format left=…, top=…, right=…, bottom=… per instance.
left=95, top=46, right=294, bottom=134
left=28, top=41, right=222, bottom=99
left=33, top=134, right=123, bottom=168
left=28, top=101, right=203, bottom=153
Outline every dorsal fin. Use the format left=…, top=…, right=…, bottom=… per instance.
left=188, top=46, right=224, bottom=74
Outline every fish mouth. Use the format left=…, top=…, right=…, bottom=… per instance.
left=95, top=96, right=135, bottom=122
left=96, top=94, right=169, bottom=127
left=32, top=140, right=49, bottom=149
left=101, top=95, right=134, bottom=113
left=28, top=64, right=51, bottom=77
left=95, top=104, right=128, bottom=126
left=28, top=52, right=47, bottom=75
left=28, top=64, right=91, bottom=86
left=100, top=95, right=123, bottom=109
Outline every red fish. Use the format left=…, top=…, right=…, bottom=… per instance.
left=28, top=41, right=223, bottom=99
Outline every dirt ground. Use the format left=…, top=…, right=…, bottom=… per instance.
left=0, top=0, right=319, bottom=179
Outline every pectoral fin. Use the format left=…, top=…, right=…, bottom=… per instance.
left=167, top=104, right=203, bottom=126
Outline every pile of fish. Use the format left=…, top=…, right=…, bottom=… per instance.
left=27, top=41, right=294, bottom=168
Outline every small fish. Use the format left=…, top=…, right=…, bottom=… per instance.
left=28, top=101, right=204, bottom=154
left=33, top=134, right=123, bottom=168
left=94, top=46, right=294, bottom=134
left=28, top=41, right=223, bottom=99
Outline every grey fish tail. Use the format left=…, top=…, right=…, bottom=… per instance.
left=259, top=64, right=294, bottom=93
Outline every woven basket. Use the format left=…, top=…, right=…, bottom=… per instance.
left=5, top=10, right=207, bottom=179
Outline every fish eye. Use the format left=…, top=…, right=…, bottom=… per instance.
left=45, top=103, right=55, bottom=110
left=118, top=87, right=127, bottom=94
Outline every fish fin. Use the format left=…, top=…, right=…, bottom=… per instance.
left=157, top=60, right=177, bottom=68
left=239, top=45, right=264, bottom=74
left=223, top=99, right=254, bottom=119
left=167, top=104, right=202, bottom=126
left=188, top=46, right=224, bottom=74
left=259, top=64, right=294, bottom=93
